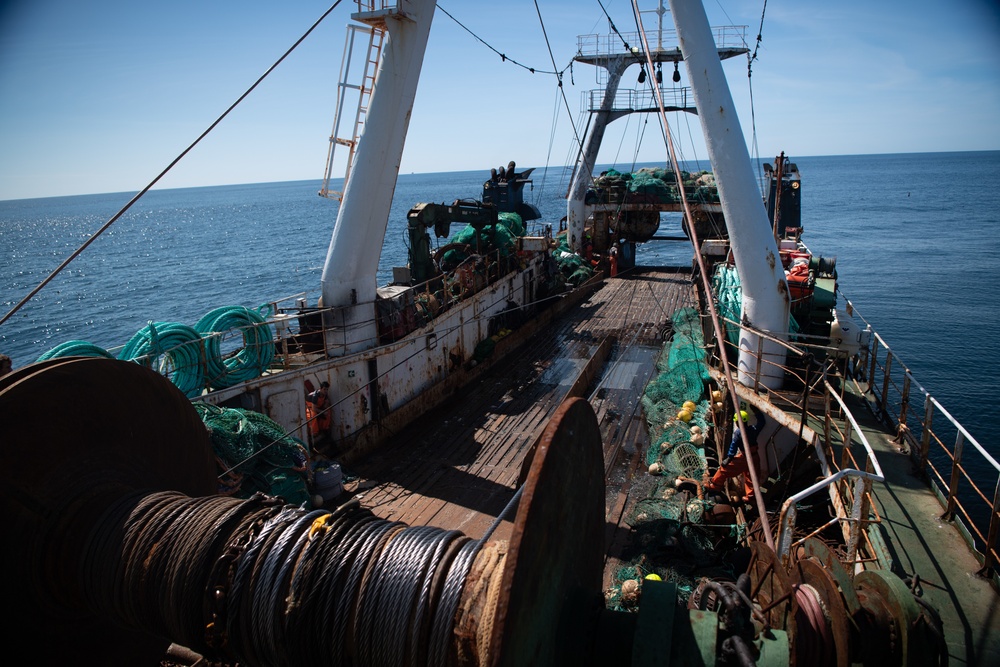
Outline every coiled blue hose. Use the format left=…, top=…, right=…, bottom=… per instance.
left=118, top=321, right=205, bottom=398
left=36, top=340, right=114, bottom=361
left=195, top=305, right=275, bottom=389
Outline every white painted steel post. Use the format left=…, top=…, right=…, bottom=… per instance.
left=567, top=57, right=629, bottom=253
left=320, top=0, right=436, bottom=355
left=669, top=0, right=789, bottom=389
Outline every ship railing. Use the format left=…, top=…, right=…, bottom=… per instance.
left=843, top=296, right=1000, bottom=580
left=354, top=1, right=395, bottom=12
left=266, top=245, right=532, bottom=359
left=708, top=313, right=889, bottom=571
left=576, top=25, right=746, bottom=58
left=110, top=242, right=547, bottom=399
left=582, top=87, right=691, bottom=114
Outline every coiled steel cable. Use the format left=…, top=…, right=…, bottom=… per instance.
left=428, top=538, right=481, bottom=666
left=77, top=490, right=490, bottom=667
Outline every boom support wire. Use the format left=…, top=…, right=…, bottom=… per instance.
left=0, top=1, right=345, bottom=328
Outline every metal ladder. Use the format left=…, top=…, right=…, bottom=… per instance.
left=319, top=11, right=386, bottom=200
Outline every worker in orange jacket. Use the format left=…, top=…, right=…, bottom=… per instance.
left=705, top=405, right=766, bottom=502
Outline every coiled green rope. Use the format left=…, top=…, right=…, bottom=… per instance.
left=195, top=305, right=275, bottom=389
left=118, top=321, right=205, bottom=398
left=36, top=340, right=114, bottom=361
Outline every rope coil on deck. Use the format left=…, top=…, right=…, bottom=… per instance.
left=76, top=490, right=482, bottom=667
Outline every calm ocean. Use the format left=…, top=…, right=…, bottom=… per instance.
left=1, top=151, right=997, bottom=454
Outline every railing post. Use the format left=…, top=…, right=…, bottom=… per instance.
left=943, top=430, right=966, bottom=521
left=857, top=344, right=869, bottom=384
left=982, top=478, right=1000, bottom=579
left=776, top=503, right=798, bottom=563
left=845, top=475, right=871, bottom=578
left=824, top=386, right=833, bottom=465
left=899, top=373, right=911, bottom=428
left=879, top=351, right=893, bottom=418
left=841, top=415, right=854, bottom=471
left=754, top=334, right=763, bottom=392
left=867, top=341, right=879, bottom=395
left=919, top=394, right=933, bottom=471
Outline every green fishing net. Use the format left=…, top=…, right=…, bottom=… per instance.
left=590, top=167, right=719, bottom=206
left=497, top=211, right=525, bottom=237
left=713, top=264, right=801, bottom=346
left=194, top=403, right=311, bottom=506
left=607, top=307, right=740, bottom=607
left=552, top=233, right=593, bottom=287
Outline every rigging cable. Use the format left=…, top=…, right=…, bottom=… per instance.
left=0, top=0, right=346, bottom=329
left=747, top=0, right=769, bottom=167
left=436, top=4, right=565, bottom=76
left=532, top=0, right=587, bottom=163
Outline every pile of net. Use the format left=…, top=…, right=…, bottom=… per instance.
left=712, top=264, right=801, bottom=348
left=641, top=307, right=711, bottom=472
left=589, top=167, right=720, bottom=206
left=552, top=232, right=593, bottom=287
left=440, top=211, right=523, bottom=269
left=194, top=403, right=311, bottom=506
left=606, top=307, right=739, bottom=610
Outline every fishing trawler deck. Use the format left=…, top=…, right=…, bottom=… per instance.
left=345, top=268, right=694, bottom=546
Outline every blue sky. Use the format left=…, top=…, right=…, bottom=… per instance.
left=0, top=0, right=997, bottom=200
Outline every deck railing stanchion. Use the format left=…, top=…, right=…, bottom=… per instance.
left=868, top=341, right=879, bottom=395
left=900, top=373, right=911, bottom=427
left=983, top=478, right=1000, bottom=578
left=880, top=351, right=893, bottom=418
left=841, top=415, right=854, bottom=471
left=845, top=475, right=871, bottom=578
left=943, top=430, right=966, bottom=521
left=920, top=394, right=933, bottom=471
left=824, top=385, right=833, bottom=464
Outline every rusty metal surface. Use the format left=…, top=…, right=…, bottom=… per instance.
left=794, top=537, right=860, bottom=616
left=0, top=357, right=216, bottom=664
left=747, top=541, right=796, bottom=633
left=789, top=557, right=849, bottom=667
left=854, top=568, right=945, bottom=667
left=489, top=397, right=606, bottom=667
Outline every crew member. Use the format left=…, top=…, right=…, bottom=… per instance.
left=705, top=404, right=766, bottom=502
left=306, top=381, right=332, bottom=441
left=0, top=354, right=11, bottom=378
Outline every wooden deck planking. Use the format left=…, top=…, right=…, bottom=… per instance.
left=347, top=269, right=695, bottom=546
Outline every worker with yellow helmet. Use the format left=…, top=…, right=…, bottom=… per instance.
left=704, top=404, right=766, bottom=502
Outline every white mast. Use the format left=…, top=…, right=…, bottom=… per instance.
left=320, top=0, right=436, bottom=355
left=669, top=0, right=789, bottom=389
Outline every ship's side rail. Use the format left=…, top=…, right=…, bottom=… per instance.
left=712, top=302, right=999, bottom=581
left=583, top=87, right=691, bottom=113
left=842, top=297, right=1000, bottom=580
left=576, top=25, right=746, bottom=58
left=83, top=241, right=563, bottom=401
left=705, top=313, right=888, bottom=571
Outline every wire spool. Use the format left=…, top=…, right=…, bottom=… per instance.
left=746, top=541, right=797, bottom=635
left=853, top=569, right=945, bottom=667
left=1, top=357, right=493, bottom=665
left=789, top=556, right=849, bottom=667
left=484, top=397, right=606, bottom=666
left=0, top=357, right=216, bottom=664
